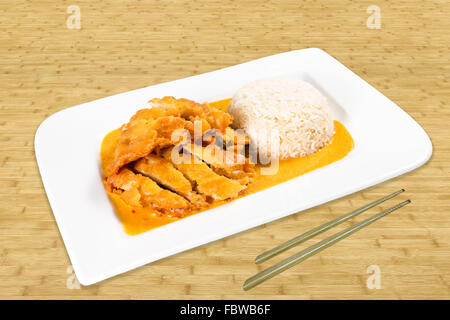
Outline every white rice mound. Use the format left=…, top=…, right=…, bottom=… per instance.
left=228, top=78, right=334, bottom=160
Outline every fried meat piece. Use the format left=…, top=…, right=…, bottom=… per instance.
left=134, top=154, right=207, bottom=208
left=162, top=148, right=245, bottom=201
left=183, top=143, right=255, bottom=185
left=107, top=168, right=189, bottom=217
left=107, top=115, right=190, bottom=175
left=148, top=96, right=233, bottom=131
left=107, top=97, right=233, bottom=176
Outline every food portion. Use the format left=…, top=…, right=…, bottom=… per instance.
left=106, top=168, right=190, bottom=216
left=106, top=96, right=234, bottom=176
left=134, top=154, right=208, bottom=209
left=228, top=78, right=334, bottom=160
left=107, top=113, right=189, bottom=176
left=185, top=143, right=254, bottom=185
left=100, top=78, right=354, bottom=235
left=162, top=147, right=246, bottom=201
left=102, top=97, right=255, bottom=220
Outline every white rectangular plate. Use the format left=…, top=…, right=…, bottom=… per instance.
left=35, top=48, right=432, bottom=285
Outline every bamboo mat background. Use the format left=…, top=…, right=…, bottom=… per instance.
left=0, top=0, right=449, bottom=299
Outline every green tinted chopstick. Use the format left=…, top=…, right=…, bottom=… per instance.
left=243, top=199, right=410, bottom=291
left=255, top=189, right=405, bottom=264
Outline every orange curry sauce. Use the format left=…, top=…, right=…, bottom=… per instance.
left=100, top=98, right=354, bottom=235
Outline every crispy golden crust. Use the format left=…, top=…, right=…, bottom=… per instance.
left=183, top=143, right=255, bottom=185
left=162, top=148, right=245, bottom=201
left=107, top=115, right=190, bottom=175
left=107, top=168, right=190, bottom=217
left=148, top=96, right=233, bottom=131
left=104, top=97, right=253, bottom=215
left=134, top=155, right=208, bottom=208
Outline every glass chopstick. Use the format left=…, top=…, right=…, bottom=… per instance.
left=255, top=189, right=405, bottom=264
left=243, top=199, right=410, bottom=291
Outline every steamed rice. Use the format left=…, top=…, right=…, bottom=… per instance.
left=228, top=78, right=334, bottom=160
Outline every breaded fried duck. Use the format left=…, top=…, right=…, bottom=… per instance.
left=134, top=154, right=208, bottom=208
left=104, top=96, right=254, bottom=216
left=107, top=168, right=189, bottom=217
left=162, top=147, right=245, bottom=201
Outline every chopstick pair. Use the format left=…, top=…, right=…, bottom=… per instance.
left=243, top=189, right=410, bottom=291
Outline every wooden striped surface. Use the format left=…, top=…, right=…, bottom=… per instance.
left=0, top=0, right=449, bottom=299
